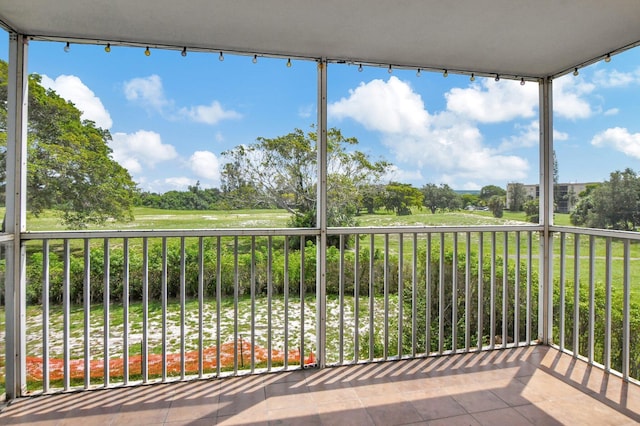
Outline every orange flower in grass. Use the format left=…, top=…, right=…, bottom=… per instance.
left=26, top=341, right=316, bottom=383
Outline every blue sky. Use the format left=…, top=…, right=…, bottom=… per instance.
left=3, top=30, right=640, bottom=193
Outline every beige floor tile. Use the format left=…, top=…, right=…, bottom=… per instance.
left=409, top=394, right=467, bottom=421
left=449, top=389, right=509, bottom=413
left=361, top=396, right=423, bottom=426
left=1, top=347, right=638, bottom=426
left=514, top=404, right=564, bottom=425
left=267, top=404, right=321, bottom=425
left=165, top=396, right=219, bottom=422
left=471, top=407, right=532, bottom=425
left=427, top=413, right=481, bottom=426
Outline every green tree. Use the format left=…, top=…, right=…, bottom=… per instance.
left=488, top=195, right=504, bottom=218
left=572, top=169, right=640, bottom=230
left=421, top=183, right=462, bottom=214
left=479, top=185, right=506, bottom=203
left=523, top=199, right=539, bottom=223
left=358, top=183, right=385, bottom=214
left=460, top=193, right=480, bottom=209
left=570, top=184, right=599, bottom=227
left=383, top=182, right=423, bottom=216
left=221, top=127, right=391, bottom=227
left=0, top=62, right=137, bottom=228
left=507, top=182, right=526, bottom=211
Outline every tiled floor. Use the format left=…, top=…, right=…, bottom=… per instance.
left=1, top=346, right=639, bottom=425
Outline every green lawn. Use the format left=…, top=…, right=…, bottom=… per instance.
left=3, top=207, right=640, bottom=394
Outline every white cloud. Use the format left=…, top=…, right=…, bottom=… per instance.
left=164, top=177, right=197, bottom=189
left=591, top=127, right=640, bottom=159
left=329, top=76, right=429, bottom=135
left=461, top=182, right=482, bottom=190
left=123, top=75, right=170, bottom=112
left=41, top=74, right=112, bottom=129
left=553, top=77, right=595, bottom=120
left=499, top=120, right=568, bottom=151
left=445, top=79, right=538, bottom=123
left=188, top=150, right=221, bottom=184
left=329, top=77, right=530, bottom=186
left=604, top=108, right=620, bottom=116
left=383, top=165, right=424, bottom=183
left=110, top=130, right=178, bottom=174
left=593, top=68, right=640, bottom=88
left=124, top=75, right=240, bottom=126
left=179, top=101, right=241, bottom=125
left=298, top=104, right=314, bottom=119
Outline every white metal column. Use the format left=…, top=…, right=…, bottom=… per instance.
left=538, top=77, right=554, bottom=344
left=316, top=59, right=328, bottom=368
left=5, top=33, right=29, bottom=400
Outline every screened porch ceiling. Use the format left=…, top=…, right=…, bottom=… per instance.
left=1, top=0, right=640, bottom=80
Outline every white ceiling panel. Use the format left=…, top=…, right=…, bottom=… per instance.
left=1, top=0, right=640, bottom=78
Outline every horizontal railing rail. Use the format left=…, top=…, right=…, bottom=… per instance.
left=5, top=223, right=638, bottom=396
left=4, top=225, right=544, bottom=396
left=549, top=227, right=640, bottom=383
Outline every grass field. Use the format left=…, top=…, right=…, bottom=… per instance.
left=2, top=206, right=639, bottom=394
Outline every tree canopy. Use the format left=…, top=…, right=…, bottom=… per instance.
left=570, top=169, right=640, bottom=230
left=479, top=184, right=506, bottom=202
left=507, top=182, right=527, bottom=211
left=420, top=183, right=462, bottom=214
left=222, top=127, right=391, bottom=227
left=0, top=61, right=138, bottom=228
left=383, top=182, right=423, bottom=216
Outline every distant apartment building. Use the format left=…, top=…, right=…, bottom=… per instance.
left=506, top=182, right=595, bottom=213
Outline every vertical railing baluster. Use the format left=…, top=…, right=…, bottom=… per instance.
left=369, top=234, right=374, bottom=361
left=502, top=232, right=508, bottom=348
left=412, top=233, right=418, bottom=357
left=452, top=233, right=458, bottom=352
left=383, top=234, right=389, bottom=360
left=250, top=236, right=256, bottom=373
left=490, top=232, right=496, bottom=350
left=216, top=237, right=222, bottom=376
left=426, top=234, right=432, bottom=354
left=103, top=238, right=110, bottom=387
left=339, top=234, right=345, bottom=365
left=526, top=232, right=532, bottom=345
left=300, top=236, right=306, bottom=367
left=42, top=240, right=50, bottom=392
left=514, top=232, right=521, bottom=345
left=573, top=234, right=580, bottom=356
left=438, top=233, right=445, bottom=355
left=465, top=232, right=471, bottom=352
left=284, top=237, right=290, bottom=369
left=559, top=233, right=566, bottom=350
left=123, top=238, right=129, bottom=385
left=398, top=233, right=404, bottom=358
left=267, top=236, right=273, bottom=371
left=63, top=239, right=70, bottom=391
left=179, top=237, right=186, bottom=379
left=142, top=238, right=149, bottom=383
left=161, top=237, right=168, bottom=381
left=83, top=239, right=91, bottom=389
left=588, top=235, right=595, bottom=363
left=623, top=240, right=630, bottom=381
left=477, top=232, right=484, bottom=350
left=604, top=237, right=612, bottom=371
left=198, top=237, right=204, bottom=378
left=354, top=234, right=360, bottom=362
left=233, top=237, right=239, bottom=374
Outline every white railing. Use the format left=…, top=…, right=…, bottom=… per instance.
left=550, top=225, right=640, bottom=382
left=3, top=223, right=638, bottom=396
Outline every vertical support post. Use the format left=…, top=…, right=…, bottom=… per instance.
left=539, top=77, right=554, bottom=344
left=4, top=33, right=28, bottom=400
left=316, top=58, right=328, bottom=368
